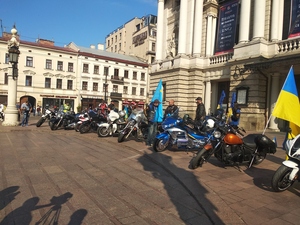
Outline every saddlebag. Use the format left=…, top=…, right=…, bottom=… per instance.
left=255, top=134, right=277, bottom=154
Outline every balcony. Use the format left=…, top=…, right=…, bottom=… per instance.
left=110, top=92, right=122, bottom=100
left=110, top=75, right=124, bottom=84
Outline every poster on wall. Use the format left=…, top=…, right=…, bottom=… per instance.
left=289, top=0, right=300, bottom=38
left=215, top=0, right=239, bottom=55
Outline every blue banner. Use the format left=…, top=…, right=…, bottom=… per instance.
left=289, top=0, right=300, bottom=38
left=215, top=0, right=239, bottom=55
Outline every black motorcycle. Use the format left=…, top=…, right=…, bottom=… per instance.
left=36, top=108, right=56, bottom=127
left=189, top=121, right=277, bottom=169
left=118, top=108, right=148, bottom=143
left=50, top=109, right=77, bottom=130
left=79, top=111, right=107, bottom=134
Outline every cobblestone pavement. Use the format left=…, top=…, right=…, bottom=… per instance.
left=0, top=116, right=299, bottom=225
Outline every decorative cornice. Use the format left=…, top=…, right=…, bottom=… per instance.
left=43, top=72, right=54, bottom=77
left=65, top=75, right=76, bottom=79
left=23, top=70, right=36, bottom=75
left=55, top=73, right=65, bottom=78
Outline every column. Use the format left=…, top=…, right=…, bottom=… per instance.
left=211, top=16, right=217, bottom=55
left=271, top=0, right=280, bottom=41
left=253, top=0, right=266, bottom=40
left=178, top=0, right=188, bottom=55
left=278, top=0, right=284, bottom=40
left=205, top=80, right=211, bottom=115
left=155, top=0, right=164, bottom=61
left=269, top=74, right=280, bottom=130
left=206, top=14, right=213, bottom=56
left=193, top=0, right=204, bottom=56
left=239, top=0, right=251, bottom=43
left=2, top=68, right=19, bottom=126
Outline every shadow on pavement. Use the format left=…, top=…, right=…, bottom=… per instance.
left=138, top=152, right=225, bottom=225
left=0, top=186, right=20, bottom=210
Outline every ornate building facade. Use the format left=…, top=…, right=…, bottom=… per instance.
left=150, top=0, right=300, bottom=131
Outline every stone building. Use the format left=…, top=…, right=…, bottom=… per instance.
left=150, top=0, right=300, bottom=131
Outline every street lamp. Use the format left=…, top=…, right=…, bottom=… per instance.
left=2, top=25, right=20, bottom=126
left=104, top=74, right=108, bottom=103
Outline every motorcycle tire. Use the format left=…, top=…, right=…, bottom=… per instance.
left=189, top=148, right=209, bottom=169
left=271, top=165, right=294, bottom=192
left=118, top=133, right=126, bottom=143
left=36, top=117, right=46, bottom=127
left=79, top=124, right=90, bottom=134
left=74, top=123, right=81, bottom=132
left=153, top=138, right=168, bottom=152
left=50, top=122, right=58, bottom=130
left=98, top=127, right=110, bottom=137
left=253, top=152, right=266, bottom=165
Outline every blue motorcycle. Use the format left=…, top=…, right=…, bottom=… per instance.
left=153, top=111, right=215, bottom=152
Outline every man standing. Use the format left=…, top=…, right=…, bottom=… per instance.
left=63, top=102, right=71, bottom=113
left=146, top=99, right=160, bottom=146
left=195, top=97, right=206, bottom=122
left=20, top=101, right=31, bottom=127
left=164, top=99, right=178, bottom=118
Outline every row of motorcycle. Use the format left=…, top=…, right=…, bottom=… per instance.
left=36, top=106, right=300, bottom=193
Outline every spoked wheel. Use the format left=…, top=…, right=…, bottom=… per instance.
left=36, top=117, right=46, bottom=127
left=153, top=138, right=168, bottom=152
left=79, top=124, right=90, bottom=134
left=98, top=127, right=110, bottom=137
left=271, top=165, right=294, bottom=192
left=189, top=148, right=210, bottom=169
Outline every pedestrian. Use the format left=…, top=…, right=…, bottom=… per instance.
left=98, top=100, right=108, bottom=115
left=164, top=99, right=178, bottom=119
left=229, top=102, right=241, bottom=128
left=63, top=102, right=71, bottom=112
left=32, top=106, right=36, bottom=116
left=195, top=97, right=206, bottom=122
left=20, top=101, right=31, bottom=127
left=37, top=105, right=41, bottom=116
left=146, top=99, right=160, bottom=146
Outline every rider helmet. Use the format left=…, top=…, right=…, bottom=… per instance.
left=118, top=110, right=126, bottom=117
left=183, top=114, right=190, bottom=123
left=206, top=119, right=215, bottom=128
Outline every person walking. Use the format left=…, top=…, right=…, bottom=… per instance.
left=164, top=99, right=178, bottom=118
left=146, top=99, right=160, bottom=146
left=20, top=101, right=31, bottom=127
left=195, top=97, right=206, bottom=122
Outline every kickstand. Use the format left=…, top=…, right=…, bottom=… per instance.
left=233, top=163, right=243, bottom=172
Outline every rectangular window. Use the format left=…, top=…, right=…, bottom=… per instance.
left=123, top=86, right=128, bottom=94
left=124, top=70, right=129, bottom=78
left=119, top=43, right=121, bottom=50
left=93, top=82, right=98, bottom=91
left=5, top=53, right=9, bottom=64
left=113, top=85, right=118, bottom=93
left=108, top=40, right=110, bottom=46
left=57, top=61, right=63, bottom=71
left=132, top=87, right=136, bottom=95
left=68, top=63, right=74, bottom=72
left=56, top=79, right=62, bottom=89
left=25, top=76, right=32, bottom=86
left=104, top=66, right=109, bottom=75
left=26, top=56, right=33, bottom=67
left=152, top=42, right=156, bottom=51
left=82, top=81, right=88, bottom=90
left=140, top=88, right=145, bottom=96
left=67, top=80, right=73, bottom=90
left=4, top=73, right=8, bottom=84
left=114, top=68, right=119, bottom=77
left=83, top=64, right=89, bottom=73
left=133, top=71, right=137, bottom=80
left=46, top=59, right=52, bottom=69
left=45, top=78, right=51, bottom=88
left=141, top=73, right=145, bottom=81
left=94, top=65, right=99, bottom=74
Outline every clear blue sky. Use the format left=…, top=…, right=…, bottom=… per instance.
left=0, top=0, right=157, bottom=47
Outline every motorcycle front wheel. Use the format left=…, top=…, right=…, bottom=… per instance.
left=98, top=127, right=110, bottom=137
left=79, top=124, right=90, bottom=134
left=36, top=117, right=46, bottom=127
left=189, top=148, right=209, bottom=169
left=50, top=122, right=59, bottom=130
left=118, top=132, right=126, bottom=143
left=153, top=138, right=168, bottom=152
left=271, top=165, right=294, bottom=192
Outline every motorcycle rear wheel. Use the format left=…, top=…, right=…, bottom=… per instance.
left=50, top=122, right=58, bottom=130
left=189, top=148, right=209, bottom=169
left=118, top=133, right=126, bottom=143
left=253, top=152, right=266, bottom=165
left=153, top=138, right=168, bottom=152
left=271, top=165, right=294, bottom=192
left=79, top=124, right=90, bottom=134
left=36, top=117, right=46, bottom=127
left=98, top=127, right=110, bottom=137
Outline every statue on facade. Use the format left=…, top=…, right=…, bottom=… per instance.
left=166, top=33, right=177, bottom=58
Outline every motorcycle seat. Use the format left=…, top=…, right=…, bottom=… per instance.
left=243, top=134, right=258, bottom=148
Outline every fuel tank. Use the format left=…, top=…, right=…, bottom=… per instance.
left=224, top=133, right=243, bottom=145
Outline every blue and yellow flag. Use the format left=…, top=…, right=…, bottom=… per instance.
left=272, top=66, right=300, bottom=127
left=217, top=90, right=226, bottom=109
left=151, top=79, right=164, bottom=123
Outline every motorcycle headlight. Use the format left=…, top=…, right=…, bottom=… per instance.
left=213, top=131, right=221, bottom=139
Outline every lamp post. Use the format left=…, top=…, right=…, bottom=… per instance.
left=2, top=25, right=20, bottom=126
left=104, top=74, right=108, bottom=103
